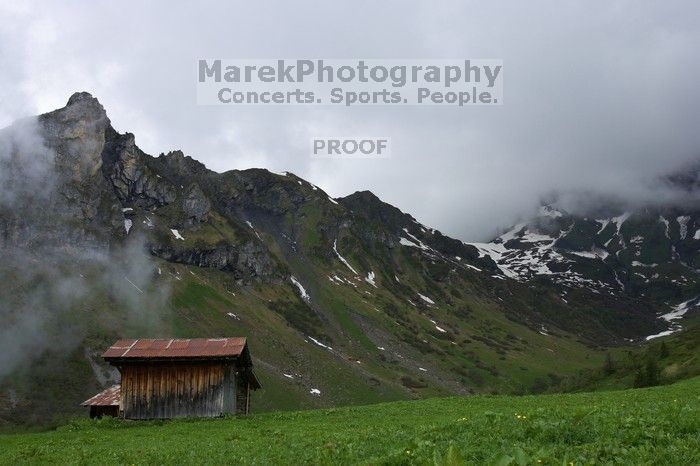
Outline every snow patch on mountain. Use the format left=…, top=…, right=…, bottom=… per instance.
left=170, top=229, right=184, bottom=241
left=661, top=296, right=699, bottom=322
left=567, top=250, right=597, bottom=259
left=596, top=219, right=610, bottom=234
left=400, top=228, right=436, bottom=252
left=290, top=276, right=310, bottom=301
left=630, top=235, right=644, bottom=244
left=365, top=271, right=377, bottom=287
left=245, top=220, right=262, bottom=239
left=399, top=237, right=420, bottom=248
left=467, top=224, right=563, bottom=280
left=308, top=336, right=332, bottom=350
left=519, top=231, right=556, bottom=243
left=333, top=239, right=358, bottom=275
left=647, top=295, right=699, bottom=340
left=677, top=216, right=690, bottom=240
left=611, top=213, right=631, bottom=235
left=659, top=216, right=670, bottom=239
left=466, top=218, right=627, bottom=292
left=632, top=261, right=657, bottom=268
left=645, top=330, right=674, bottom=341
left=569, top=247, right=608, bottom=260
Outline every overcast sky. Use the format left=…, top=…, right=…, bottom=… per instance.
left=1, top=0, right=699, bottom=240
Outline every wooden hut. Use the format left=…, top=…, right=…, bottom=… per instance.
left=82, top=337, right=260, bottom=420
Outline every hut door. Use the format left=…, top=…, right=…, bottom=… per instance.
left=222, top=364, right=236, bottom=415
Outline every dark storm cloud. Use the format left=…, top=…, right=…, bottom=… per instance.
left=1, top=0, right=699, bottom=240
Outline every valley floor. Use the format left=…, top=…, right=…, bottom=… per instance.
left=0, top=377, right=698, bottom=465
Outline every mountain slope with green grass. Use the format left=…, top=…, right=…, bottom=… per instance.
left=1, top=377, right=698, bottom=465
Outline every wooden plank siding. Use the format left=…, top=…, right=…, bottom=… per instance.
left=119, top=361, right=237, bottom=420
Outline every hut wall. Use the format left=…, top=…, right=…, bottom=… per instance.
left=119, top=361, right=236, bottom=419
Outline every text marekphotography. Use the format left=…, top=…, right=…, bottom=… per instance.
left=197, top=59, right=503, bottom=106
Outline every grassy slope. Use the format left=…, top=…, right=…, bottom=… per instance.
left=556, top=320, right=700, bottom=392
left=160, top=263, right=411, bottom=413
left=1, top=377, right=698, bottom=465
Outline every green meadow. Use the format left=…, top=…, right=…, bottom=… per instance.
left=1, top=376, right=697, bottom=465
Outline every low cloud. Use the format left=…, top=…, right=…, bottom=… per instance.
left=0, top=117, right=170, bottom=380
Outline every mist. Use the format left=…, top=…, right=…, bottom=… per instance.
left=0, top=117, right=170, bottom=380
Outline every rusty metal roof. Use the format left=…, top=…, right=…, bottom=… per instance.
left=81, top=385, right=120, bottom=406
left=102, top=338, right=248, bottom=360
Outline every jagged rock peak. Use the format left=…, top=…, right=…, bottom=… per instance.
left=157, top=150, right=209, bottom=175
left=66, top=91, right=106, bottom=114
left=54, top=91, right=110, bottom=130
left=67, top=91, right=97, bottom=105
